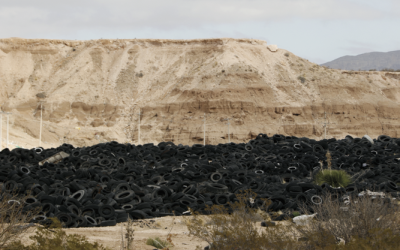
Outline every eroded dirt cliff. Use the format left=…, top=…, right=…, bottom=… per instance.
left=1, top=38, right=400, bottom=148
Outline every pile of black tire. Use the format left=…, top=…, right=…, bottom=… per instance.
left=1, top=134, right=399, bottom=227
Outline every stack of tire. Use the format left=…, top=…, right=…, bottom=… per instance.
left=0, top=134, right=399, bottom=227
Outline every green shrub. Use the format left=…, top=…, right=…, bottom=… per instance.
left=146, top=237, right=172, bottom=249
left=292, top=211, right=301, bottom=217
left=297, top=76, right=306, bottom=83
left=314, top=169, right=352, bottom=187
left=6, top=218, right=108, bottom=250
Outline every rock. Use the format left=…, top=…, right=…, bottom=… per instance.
left=267, top=44, right=278, bottom=52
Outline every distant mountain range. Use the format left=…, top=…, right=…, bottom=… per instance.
left=321, top=50, right=400, bottom=71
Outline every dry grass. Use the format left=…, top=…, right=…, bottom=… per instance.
left=6, top=218, right=109, bottom=250
left=0, top=192, right=41, bottom=248
left=186, top=189, right=400, bottom=250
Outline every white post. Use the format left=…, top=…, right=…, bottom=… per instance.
left=0, top=113, right=2, bottom=151
left=324, top=111, right=327, bottom=139
left=39, top=103, right=43, bottom=146
left=6, top=114, right=9, bottom=149
left=138, top=109, right=141, bottom=145
left=203, top=113, right=206, bottom=146
left=228, top=119, right=231, bottom=143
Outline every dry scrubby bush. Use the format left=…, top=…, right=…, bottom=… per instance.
left=296, top=193, right=400, bottom=249
left=0, top=192, right=41, bottom=248
left=186, top=190, right=400, bottom=249
left=186, top=190, right=276, bottom=250
left=298, top=76, right=306, bottom=83
left=6, top=218, right=109, bottom=250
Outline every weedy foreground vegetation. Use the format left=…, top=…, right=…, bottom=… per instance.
left=185, top=189, right=400, bottom=250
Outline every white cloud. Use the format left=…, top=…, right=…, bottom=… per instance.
left=0, top=0, right=398, bottom=62
left=0, top=0, right=386, bottom=34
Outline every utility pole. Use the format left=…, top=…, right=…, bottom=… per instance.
left=5, top=112, right=11, bottom=149
left=323, top=112, right=327, bottom=139
left=162, top=116, right=174, bottom=142
left=313, top=112, right=335, bottom=139
left=39, top=102, right=43, bottom=146
left=227, top=118, right=231, bottom=143
left=203, top=113, right=206, bottom=146
left=0, top=112, right=2, bottom=151
left=138, top=108, right=141, bottom=145
left=223, top=118, right=231, bottom=143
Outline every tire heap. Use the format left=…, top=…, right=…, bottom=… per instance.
left=1, top=134, right=399, bottom=227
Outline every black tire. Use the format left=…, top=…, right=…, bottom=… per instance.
left=214, top=194, right=230, bottom=205
left=84, top=215, right=98, bottom=227
left=81, top=206, right=97, bottom=217
left=98, top=205, right=115, bottom=219
left=41, top=203, right=56, bottom=216
left=68, top=205, right=81, bottom=216
left=76, top=216, right=88, bottom=228
left=310, top=195, right=323, bottom=205
left=295, top=193, right=309, bottom=204
left=130, top=210, right=147, bottom=219
left=261, top=221, right=276, bottom=227
left=99, top=220, right=117, bottom=227
left=114, top=190, right=135, bottom=203
left=70, top=190, right=87, bottom=202
left=210, top=172, right=223, bottom=182
left=152, top=187, right=170, bottom=200
left=116, top=215, right=128, bottom=223
left=56, top=213, right=74, bottom=227
left=204, top=183, right=228, bottom=194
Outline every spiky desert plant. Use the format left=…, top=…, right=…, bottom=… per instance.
left=314, top=169, right=351, bottom=188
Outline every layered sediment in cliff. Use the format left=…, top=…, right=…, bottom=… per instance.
left=1, top=37, right=400, bottom=148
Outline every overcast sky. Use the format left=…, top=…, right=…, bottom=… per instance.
left=0, top=0, right=398, bottom=63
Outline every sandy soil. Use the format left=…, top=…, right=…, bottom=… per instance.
left=20, top=216, right=209, bottom=250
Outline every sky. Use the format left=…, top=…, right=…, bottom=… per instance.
left=0, top=0, right=399, bottom=64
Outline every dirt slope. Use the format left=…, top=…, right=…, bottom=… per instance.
left=1, top=38, right=400, bottom=149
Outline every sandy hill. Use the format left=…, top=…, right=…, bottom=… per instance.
left=322, top=50, right=400, bottom=71
left=1, top=38, right=400, bottom=149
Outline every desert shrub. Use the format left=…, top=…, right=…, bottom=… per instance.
left=338, top=228, right=400, bottom=250
left=284, top=52, right=290, bottom=57
left=121, top=217, right=135, bottom=250
left=146, top=237, right=172, bottom=249
left=0, top=192, right=41, bottom=248
left=314, top=169, right=351, bottom=187
left=292, top=211, right=301, bottom=217
left=6, top=218, right=109, bottom=250
left=186, top=190, right=297, bottom=250
left=295, top=193, right=400, bottom=247
left=298, top=76, right=306, bottom=83
left=187, top=189, right=400, bottom=249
